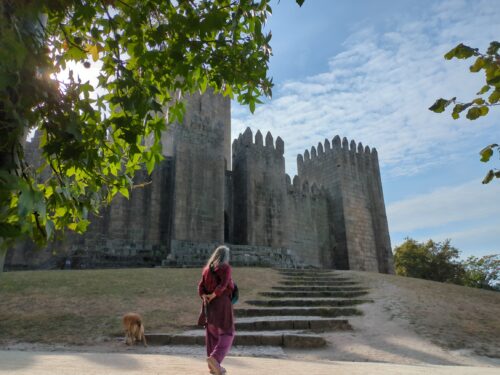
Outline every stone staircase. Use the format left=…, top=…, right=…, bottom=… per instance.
left=147, top=269, right=370, bottom=349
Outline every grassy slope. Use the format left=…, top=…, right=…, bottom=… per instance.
left=0, top=267, right=279, bottom=345
left=0, top=268, right=499, bottom=356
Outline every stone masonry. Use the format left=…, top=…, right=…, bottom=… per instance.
left=6, top=90, right=393, bottom=273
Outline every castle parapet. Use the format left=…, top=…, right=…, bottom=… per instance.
left=232, top=127, right=284, bottom=157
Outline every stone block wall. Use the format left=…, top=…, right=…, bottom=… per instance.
left=5, top=159, right=174, bottom=270
left=166, top=240, right=301, bottom=268
left=284, top=175, right=335, bottom=268
left=232, top=128, right=287, bottom=248
left=297, top=136, right=392, bottom=272
left=168, top=91, right=229, bottom=245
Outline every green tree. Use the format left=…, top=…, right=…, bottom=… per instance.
left=0, top=0, right=305, bottom=269
left=462, top=254, right=499, bottom=291
left=394, top=238, right=464, bottom=284
left=429, top=41, right=500, bottom=184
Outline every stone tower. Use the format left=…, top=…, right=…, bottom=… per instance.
left=232, top=128, right=287, bottom=248
left=297, top=136, right=393, bottom=273
left=164, top=90, right=231, bottom=253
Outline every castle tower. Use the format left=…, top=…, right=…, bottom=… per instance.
left=232, top=128, right=287, bottom=248
left=165, top=90, right=230, bottom=248
left=297, top=136, right=393, bottom=273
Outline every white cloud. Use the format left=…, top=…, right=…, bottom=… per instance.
left=232, top=0, right=500, bottom=178
left=387, top=180, right=500, bottom=232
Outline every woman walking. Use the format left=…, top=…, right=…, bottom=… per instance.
left=198, top=245, right=235, bottom=375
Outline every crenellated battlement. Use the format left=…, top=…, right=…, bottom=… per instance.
left=285, top=174, right=326, bottom=198
left=232, top=127, right=284, bottom=157
left=297, top=135, right=379, bottom=174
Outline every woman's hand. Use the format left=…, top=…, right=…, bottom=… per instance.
left=201, top=294, right=209, bottom=304
left=201, top=293, right=216, bottom=304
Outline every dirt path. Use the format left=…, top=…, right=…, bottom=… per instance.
left=1, top=350, right=499, bottom=375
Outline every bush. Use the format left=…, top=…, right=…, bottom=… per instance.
left=462, top=255, right=499, bottom=291
left=394, top=238, right=498, bottom=291
left=394, top=238, right=464, bottom=284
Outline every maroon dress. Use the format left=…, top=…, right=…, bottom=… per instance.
left=197, top=263, right=235, bottom=331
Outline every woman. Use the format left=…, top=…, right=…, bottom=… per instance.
left=198, top=245, right=235, bottom=375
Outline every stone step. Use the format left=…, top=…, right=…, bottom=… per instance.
left=278, top=269, right=336, bottom=275
left=245, top=298, right=371, bottom=307
left=146, top=332, right=327, bottom=348
left=272, top=286, right=366, bottom=292
left=280, top=279, right=352, bottom=284
left=281, top=275, right=350, bottom=280
left=260, top=290, right=368, bottom=298
left=235, top=318, right=351, bottom=332
left=279, top=280, right=358, bottom=286
left=235, top=306, right=362, bottom=318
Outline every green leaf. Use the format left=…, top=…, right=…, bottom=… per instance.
left=480, top=147, right=494, bottom=162
left=296, top=0, right=305, bottom=6
left=469, top=57, right=485, bottom=72
left=472, top=98, right=485, bottom=105
left=76, top=220, right=90, bottom=232
left=479, top=106, right=489, bottom=116
left=146, top=157, right=155, bottom=175
left=466, top=107, right=481, bottom=120
left=489, top=90, right=500, bottom=104
left=486, top=41, right=500, bottom=55
left=45, top=220, right=55, bottom=239
left=429, top=98, right=454, bottom=113
left=119, top=187, right=129, bottom=199
left=445, top=43, right=478, bottom=60
left=477, top=85, right=490, bottom=95
left=55, top=207, right=67, bottom=217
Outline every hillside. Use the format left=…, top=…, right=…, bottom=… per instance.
left=0, top=268, right=498, bottom=366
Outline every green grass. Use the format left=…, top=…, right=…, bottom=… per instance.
left=0, top=267, right=280, bottom=345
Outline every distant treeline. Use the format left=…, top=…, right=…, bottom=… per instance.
left=393, top=238, right=499, bottom=291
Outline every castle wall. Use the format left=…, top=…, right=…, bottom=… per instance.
left=232, top=128, right=287, bottom=248
left=284, top=176, right=335, bottom=268
left=6, top=157, right=174, bottom=270
left=297, top=136, right=390, bottom=272
left=166, top=240, right=300, bottom=268
left=168, top=91, right=229, bottom=245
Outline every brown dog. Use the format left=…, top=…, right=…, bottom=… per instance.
left=122, top=313, right=147, bottom=347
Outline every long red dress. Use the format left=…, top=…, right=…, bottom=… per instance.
left=197, top=263, right=235, bottom=331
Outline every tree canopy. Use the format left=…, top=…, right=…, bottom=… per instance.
left=0, top=0, right=304, bottom=252
left=429, top=41, right=500, bottom=184
left=394, top=238, right=499, bottom=291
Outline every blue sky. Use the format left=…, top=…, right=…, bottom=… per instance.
left=232, top=0, right=500, bottom=259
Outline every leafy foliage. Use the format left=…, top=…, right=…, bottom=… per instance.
left=394, top=238, right=499, bottom=291
left=429, top=41, right=500, bottom=184
left=0, top=0, right=297, bottom=251
left=461, top=255, right=500, bottom=291
left=394, top=238, right=464, bottom=284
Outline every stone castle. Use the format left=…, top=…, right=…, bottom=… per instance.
left=6, top=91, right=394, bottom=273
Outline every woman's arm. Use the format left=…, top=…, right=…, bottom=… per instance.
left=213, top=264, right=232, bottom=297
left=198, top=269, right=207, bottom=298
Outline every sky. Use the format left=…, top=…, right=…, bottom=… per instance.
left=231, top=0, right=500, bottom=259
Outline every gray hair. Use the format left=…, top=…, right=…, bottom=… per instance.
left=206, top=245, right=230, bottom=269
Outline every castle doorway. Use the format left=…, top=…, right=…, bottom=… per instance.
left=224, top=211, right=229, bottom=243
